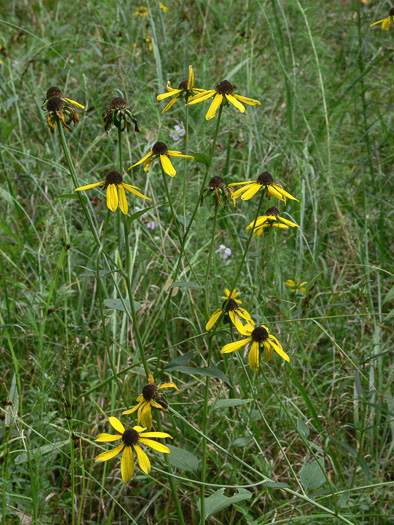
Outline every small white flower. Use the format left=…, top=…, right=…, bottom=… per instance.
left=147, top=221, right=155, bottom=230
left=169, top=123, right=186, bottom=142
left=215, top=244, right=232, bottom=260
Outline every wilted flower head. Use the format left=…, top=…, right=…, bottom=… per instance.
left=102, top=97, right=139, bottom=134
left=44, top=96, right=80, bottom=133
left=200, top=176, right=235, bottom=207
left=42, top=86, right=85, bottom=110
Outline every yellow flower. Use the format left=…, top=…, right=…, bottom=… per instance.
left=230, top=171, right=299, bottom=204
left=122, top=374, right=179, bottom=430
left=186, top=79, right=260, bottom=121
left=95, top=417, right=172, bottom=483
left=75, top=170, right=151, bottom=214
left=221, top=288, right=242, bottom=303
left=160, top=2, right=168, bottom=12
left=133, top=6, right=149, bottom=17
left=371, top=8, right=394, bottom=30
left=102, top=97, right=139, bottom=134
left=42, top=86, right=85, bottom=110
left=206, top=288, right=254, bottom=332
left=200, top=176, right=235, bottom=207
left=44, top=96, right=80, bottom=133
left=285, top=277, right=308, bottom=294
left=246, top=206, right=299, bottom=237
left=129, top=141, right=194, bottom=177
left=221, top=324, right=289, bottom=371
left=157, top=65, right=204, bottom=113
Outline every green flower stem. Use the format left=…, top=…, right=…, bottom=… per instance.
left=183, top=102, right=189, bottom=233
left=153, top=106, right=223, bottom=376
left=161, top=165, right=182, bottom=241
left=200, top=201, right=219, bottom=524
left=118, top=126, right=123, bottom=175
left=156, top=417, right=185, bottom=525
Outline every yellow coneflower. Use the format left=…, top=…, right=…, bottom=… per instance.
left=186, top=79, right=260, bottom=121
left=230, top=171, right=299, bottom=204
left=200, top=176, right=235, bottom=207
left=221, top=288, right=242, bottom=303
left=75, top=170, right=151, bottom=214
left=45, top=96, right=80, bottom=133
left=246, top=206, right=299, bottom=236
left=102, top=97, right=139, bottom=134
left=95, top=417, right=172, bottom=483
left=206, top=289, right=254, bottom=332
left=221, top=323, right=289, bottom=371
left=285, top=277, right=308, bottom=294
left=42, top=86, right=85, bottom=110
left=129, top=141, right=194, bottom=177
left=133, top=3, right=167, bottom=16
left=157, top=65, right=204, bottom=113
left=371, top=8, right=394, bottom=30
left=122, top=374, right=179, bottom=430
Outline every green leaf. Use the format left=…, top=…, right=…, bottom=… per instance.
left=197, top=488, right=252, bottom=519
left=166, top=445, right=199, bottom=473
left=0, top=187, right=15, bottom=207
left=191, top=151, right=211, bottom=168
left=354, top=370, right=364, bottom=398
left=164, top=351, right=195, bottom=370
left=299, top=459, right=326, bottom=491
left=297, top=419, right=310, bottom=439
left=15, top=440, right=69, bottom=464
left=165, top=364, right=231, bottom=386
left=231, top=436, right=253, bottom=448
left=128, top=203, right=161, bottom=224
left=264, top=481, right=289, bottom=489
left=103, top=298, right=141, bottom=314
left=212, top=398, right=253, bottom=410
left=57, top=193, right=88, bottom=204
left=168, top=281, right=203, bottom=291
left=338, top=493, right=350, bottom=508
left=382, top=285, right=394, bottom=305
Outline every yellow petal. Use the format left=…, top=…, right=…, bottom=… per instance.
left=285, top=280, right=295, bottom=287
left=144, top=156, right=152, bottom=172
left=272, top=183, right=299, bottom=201
left=167, top=150, right=194, bottom=159
left=299, top=281, right=308, bottom=287
left=95, top=444, right=124, bottom=462
left=133, top=425, right=146, bottom=433
left=229, top=311, right=245, bottom=332
left=370, top=19, right=385, bottom=27
left=267, top=185, right=286, bottom=202
left=188, top=65, right=194, bottom=89
left=139, top=431, right=172, bottom=438
left=263, top=341, right=273, bottom=362
left=106, top=184, right=118, bottom=212
left=122, top=400, right=144, bottom=415
left=129, top=151, right=153, bottom=170
left=247, top=215, right=270, bottom=230
left=75, top=181, right=104, bottom=191
left=139, top=402, right=153, bottom=430
left=121, top=445, right=134, bottom=483
left=228, top=181, right=254, bottom=187
left=186, top=90, right=216, bottom=105
left=158, top=382, right=179, bottom=391
left=278, top=217, right=298, bottom=227
left=382, top=18, right=392, bottom=30
left=206, top=309, right=222, bottom=331
left=160, top=154, right=176, bottom=177
left=139, top=438, right=170, bottom=453
left=117, top=184, right=128, bottom=214
left=226, top=94, right=245, bottom=113
left=221, top=337, right=252, bottom=354
left=238, top=323, right=254, bottom=336
left=157, top=89, right=181, bottom=100
left=269, top=339, right=290, bottom=362
left=237, top=308, right=253, bottom=324
left=133, top=443, right=151, bottom=474
left=241, top=183, right=262, bottom=201
left=232, top=184, right=254, bottom=200
left=109, top=417, right=125, bottom=434
left=248, top=341, right=260, bottom=371
left=162, top=95, right=180, bottom=113
left=64, top=98, right=85, bottom=109
left=206, top=94, right=223, bottom=120
left=95, top=433, right=122, bottom=442
left=233, top=94, right=261, bottom=106
left=122, top=183, right=151, bottom=201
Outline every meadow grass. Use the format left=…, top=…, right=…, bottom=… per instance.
left=0, top=0, right=393, bottom=523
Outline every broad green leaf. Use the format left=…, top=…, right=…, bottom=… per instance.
left=103, top=298, right=141, bottom=314
left=191, top=151, right=210, bottom=168
left=164, top=351, right=195, bottom=370
left=299, top=459, right=326, bottom=491
left=212, top=398, right=253, bottom=410
left=231, top=436, right=253, bottom=448
left=197, top=488, right=252, bottom=519
left=166, top=445, right=199, bottom=473
left=297, top=419, right=310, bottom=439
left=338, top=493, right=350, bottom=508
left=128, top=204, right=161, bottom=224
left=169, top=281, right=203, bottom=291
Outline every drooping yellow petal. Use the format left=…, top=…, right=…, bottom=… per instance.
left=263, top=341, right=273, bottom=362
left=226, top=94, right=245, bottom=113
left=167, top=150, right=194, bottom=159
left=133, top=443, right=151, bottom=474
left=272, top=183, right=299, bottom=201
left=221, top=337, right=252, bottom=354
left=273, top=223, right=289, bottom=229
left=188, top=65, right=194, bottom=89
left=133, top=425, right=146, bottom=433
left=248, top=341, right=260, bottom=371
left=75, top=181, right=104, bottom=191
left=106, top=184, right=118, bottom=212
left=241, top=183, right=262, bottom=201
left=122, top=183, right=151, bottom=201
left=129, top=151, right=153, bottom=170
left=64, top=98, right=85, bottom=109
left=144, top=156, right=152, bottom=172
left=238, top=323, right=254, bottom=336
left=109, top=417, right=125, bottom=434
left=382, top=17, right=392, bottom=30
left=229, top=311, right=245, bottom=332
left=122, top=400, right=144, bottom=415
left=121, top=445, right=134, bottom=483
left=95, top=433, right=122, bottom=442
left=206, top=309, right=222, bottom=331
left=95, top=444, right=124, bottom=462
left=162, top=95, right=180, bottom=113
left=151, top=400, right=166, bottom=410
left=160, top=154, right=176, bottom=177
left=139, top=401, right=153, bottom=430
left=237, top=308, right=254, bottom=325
left=157, top=89, right=182, bottom=101
left=186, top=90, right=216, bottom=105
left=232, top=184, right=255, bottom=200
left=139, top=438, right=170, bottom=453
left=139, top=431, right=172, bottom=438
left=268, top=339, right=290, bottom=362
left=370, top=18, right=386, bottom=27
left=233, top=94, right=261, bottom=106
left=118, top=184, right=128, bottom=215
left=285, top=280, right=295, bottom=287
left=299, top=287, right=307, bottom=293
left=158, top=382, right=179, bottom=391
left=228, top=181, right=254, bottom=187
left=299, top=281, right=308, bottom=287
left=267, top=185, right=286, bottom=202
left=206, top=93, right=223, bottom=121
left=148, top=374, right=155, bottom=384
left=279, top=217, right=299, bottom=227
left=247, top=215, right=270, bottom=230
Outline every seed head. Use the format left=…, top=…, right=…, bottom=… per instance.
left=110, top=97, right=128, bottom=109
left=47, top=97, right=65, bottom=112
left=178, top=80, right=189, bottom=90
left=216, top=80, right=234, bottom=95
left=251, top=326, right=269, bottom=342
left=209, top=176, right=225, bottom=188
left=222, top=298, right=238, bottom=312
left=142, top=383, right=158, bottom=401
left=257, top=172, right=274, bottom=185
left=122, top=429, right=140, bottom=446
left=46, top=86, right=63, bottom=99
left=390, top=7, right=394, bottom=16
left=152, top=141, right=169, bottom=155
left=265, top=206, right=280, bottom=216
left=105, top=170, right=123, bottom=185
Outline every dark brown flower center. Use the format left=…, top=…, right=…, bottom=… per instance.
left=152, top=141, right=168, bottom=155
left=265, top=206, right=280, bottom=217
left=142, top=383, right=158, bottom=401
left=209, top=176, right=225, bottom=188
left=216, top=80, right=234, bottom=95
left=46, top=86, right=63, bottom=99
left=390, top=7, right=394, bottom=16
left=251, top=326, right=269, bottom=342
left=122, top=429, right=139, bottom=446
left=178, top=80, right=189, bottom=90
left=105, top=170, right=123, bottom=185
left=257, top=172, right=274, bottom=185
left=46, top=96, right=65, bottom=112
left=110, top=97, right=127, bottom=109
left=222, top=298, right=238, bottom=312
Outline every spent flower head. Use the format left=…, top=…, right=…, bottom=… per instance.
left=200, top=176, right=235, bottom=207
left=230, top=171, right=299, bottom=205
left=129, top=141, right=194, bottom=177
left=75, top=170, right=151, bottom=214
left=44, top=96, right=80, bottom=133
left=95, top=416, right=172, bottom=483
left=102, top=97, right=139, bottom=134
left=42, top=86, right=85, bottom=110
